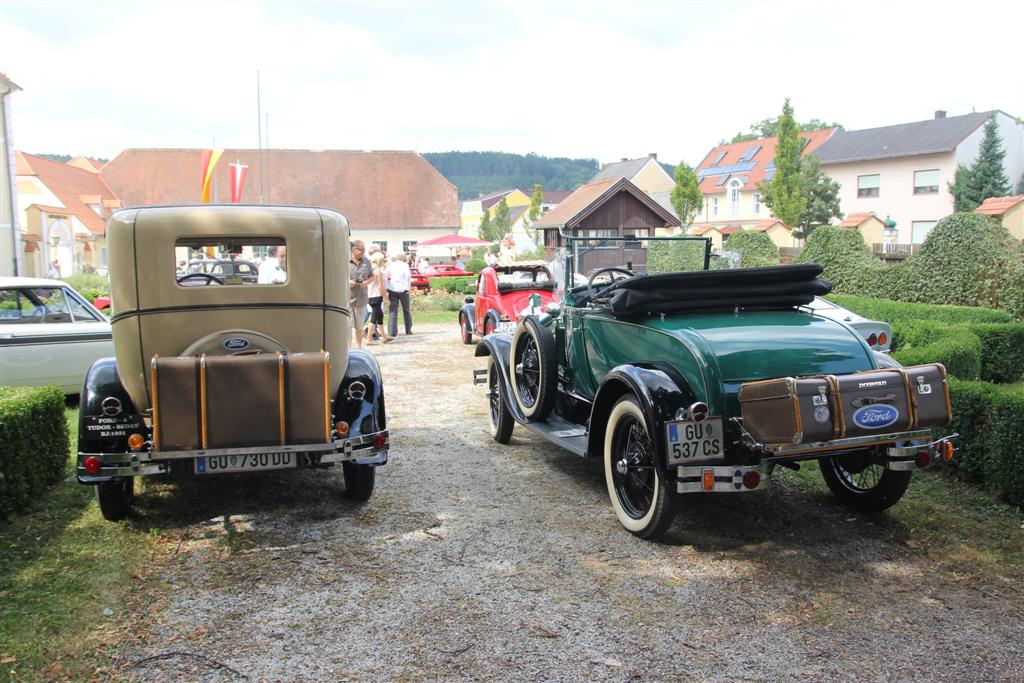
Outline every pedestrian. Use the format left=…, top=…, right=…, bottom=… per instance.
left=47, top=259, right=61, bottom=279
left=257, top=245, right=287, bottom=284
left=349, top=240, right=372, bottom=349
left=454, top=250, right=468, bottom=270
left=386, top=252, right=413, bottom=337
left=366, top=252, right=393, bottom=344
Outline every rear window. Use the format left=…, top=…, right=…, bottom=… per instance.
left=174, top=238, right=286, bottom=286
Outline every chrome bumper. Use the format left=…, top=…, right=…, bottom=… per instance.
left=677, top=464, right=770, bottom=494
left=78, top=430, right=389, bottom=481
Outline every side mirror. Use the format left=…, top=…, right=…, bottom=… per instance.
left=465, top=296, right=474, bottom=304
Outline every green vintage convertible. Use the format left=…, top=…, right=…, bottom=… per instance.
left=475, top=235, right=957, bottom=539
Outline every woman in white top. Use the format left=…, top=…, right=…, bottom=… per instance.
left=366, top=252, right=393, bottom=344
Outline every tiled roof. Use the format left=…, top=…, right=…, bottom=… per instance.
left=101, top=149, right=460, bottom=229
left=719, top=226, right=743, bottom=235
left=16, top=152, right=118, bottom=235
left=478, top=189, right=516, bottom=210
left=540, top=190, right=572, bottom=204
left=591, top=155, right=654, bottom=183
left=750, top=219, right=787, bottom=232
left=695, top=129, right=837, bottom=195
left=975, top=195, right=1024, bottom=216
left=837, top=211, right=879, bottom=227
left=689, top=225, right=720, bottom=236
left=533, top=177, right=679, bottom=230
left=815, top=112, right=993, bottom=165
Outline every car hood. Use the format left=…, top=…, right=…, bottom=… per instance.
left=645, top=309, right=875, bottom=382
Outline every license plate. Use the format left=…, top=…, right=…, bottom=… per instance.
left=666, top=418, right=724, bottom=464
left=497, top=321, right=515, bottom=334
left=195, top=452, right=296, bottom=474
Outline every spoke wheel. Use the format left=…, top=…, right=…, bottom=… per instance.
left=460, top=314, right=473, bottom=345
left=603, top=396, right=675, bottom=539
left=509, top=315, right=555, bottom=421
left=819, top=450, right=912, bottom=512
left=487, top=356, right=513, bottom=443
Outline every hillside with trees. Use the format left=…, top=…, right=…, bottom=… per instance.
left=422, top=151, right=599, bottom=199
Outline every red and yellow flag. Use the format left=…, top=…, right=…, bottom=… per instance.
left=229, top=161, right=249, bottom=203
left=199, top=149, right=223, bottom=203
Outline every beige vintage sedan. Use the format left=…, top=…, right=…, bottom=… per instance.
left=76, top=205, right=389, bottom=520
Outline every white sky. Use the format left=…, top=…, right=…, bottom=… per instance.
left=2, top=0, right=1022, bottom=168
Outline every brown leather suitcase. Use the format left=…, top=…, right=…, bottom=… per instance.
left=831, top=368, right=913, bottom=438
left=204, top=354, right=283, bottom=448
left=152, top=356, right=201, bottom=451
left=739, top=376, right=839, bottom=446
left=904, top=363, right=952, bottom=428
left=283, top=352, right=332, bottom=444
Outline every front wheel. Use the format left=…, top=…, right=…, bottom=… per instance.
left=342, top=462, right=375, bottom=501
left=96, top=477, right=134, bottom=521
left=819, top=451, right=912, bottom=512
left=486, top=356, right=514, bottom=443
left=603, top=396, right=675, bottom=539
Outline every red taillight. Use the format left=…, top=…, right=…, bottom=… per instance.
left=915, top=451, right=932, bottom=468
left=83, top=456, right=102, bottom=475
left=878, top=332, right=888, bottom=346
left=742, top=471, right=761, bottom=489
left=373, top=433, right=387, bottom=450
left=867, top=333, right=877, bottom=346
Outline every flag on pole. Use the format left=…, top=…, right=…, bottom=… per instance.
left=229, top=160, right=249, bottom=203
left=200, top=149, right=224, bottom=203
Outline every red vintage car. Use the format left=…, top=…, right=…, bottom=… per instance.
left=93, top=295, right=111, bottom=311
left=459, top=264, right=558, bottom=343
left=409, top=268, right=430, bottom=290
left=421, top=263, right=474, bottom=279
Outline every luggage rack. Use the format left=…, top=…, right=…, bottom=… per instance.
left=730, top=417, right=936, bottom=456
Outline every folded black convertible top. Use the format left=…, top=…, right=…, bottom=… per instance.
left=593, top=264, right=833, bottom=316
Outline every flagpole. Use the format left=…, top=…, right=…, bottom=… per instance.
left=265, top=113, right=270, bottom=203
left=257, top=70, right=264, bottom=203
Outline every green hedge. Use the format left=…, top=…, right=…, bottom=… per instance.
left=430, top=275, right=476, bottom=294
left=0, top=386, right=69, bottom=518
left=648, top=239, right=709, bottom=273
left=947, top=380, right=1024, bottom=505
left=723, top=230, right=779, bottom=267
left=890, top=321, right=982, bottom=380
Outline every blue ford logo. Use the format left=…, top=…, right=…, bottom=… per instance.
left=223, top=337, right=250, bottom=351
left=852, top=404, right=899, bottom=429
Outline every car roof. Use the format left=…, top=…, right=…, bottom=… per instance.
left=0, top=276, right=70, bottom=288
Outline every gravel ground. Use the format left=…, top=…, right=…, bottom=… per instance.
left=114, top=322, right=1022, bottom=682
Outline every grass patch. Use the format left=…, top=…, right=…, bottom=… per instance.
left=777, top=461, right=1024, bottom=581
left=0, top=406, right=162, bottom=680
left=415, top=310, right=459, bottom=324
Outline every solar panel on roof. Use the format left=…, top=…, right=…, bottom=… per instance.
left=712, top=151, right=726, bottom=166
left=739, top=145, right=762, bottom=162
left=716, top=175, right=730, bottom=186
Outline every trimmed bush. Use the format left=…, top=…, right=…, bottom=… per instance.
left=429, top=275, right=476, bottom=295
left=890, top=320, right=982, bottom=380
left=966, top=323, right=1024, bottom=383
left=796, top=226, right=886, bottom=294
left=0, top=386, right=69, bottom=518
left=723, top=230, right=779, bottom=267
left=465, top=258, right=487, bottom=273
left=947, top=380, right=1024, bottom=505
left=648, top=239, right=709, bottom=273
left=827, top=295, right=1013, bottom=326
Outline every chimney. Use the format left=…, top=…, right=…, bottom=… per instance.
left=649, top=153, right=657, bottom=160
left=935, top=110, right=946, bottom=119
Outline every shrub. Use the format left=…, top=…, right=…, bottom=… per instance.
left=827, top=295, right=1013, bottom=326
left=723, top=231, right=779, bottom=267
left=890, top=320, right=982, bottom=380
left=966, top=323, right=1024, bottom=383
left=465, top=258, right=487, bottom=273
left=430, top=275, right=476, bottom=295
left=410, top=290, right=465, bottom=312
left=947, top=380, right=1024, bottom=505
left=648, top=239, right=709, bottom=273
left=0, top=386, right=69, bottom=518
left=796, top=226, right=886, bottom=294
left=63, top=273, right=109, bottom=297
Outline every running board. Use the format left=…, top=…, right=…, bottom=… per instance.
left=519, top=415, right=588, bottom=457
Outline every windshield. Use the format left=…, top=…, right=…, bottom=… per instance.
left=561, top=234, right=712, bottom=289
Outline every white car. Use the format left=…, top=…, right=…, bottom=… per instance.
left=806, top=296, right=892, bottom=352
left=0, top=277, right=113, bottom=394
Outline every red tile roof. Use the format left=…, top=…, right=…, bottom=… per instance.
left=695, top=129, right=837, bottom=195
left=101, top=149, right=460, bottom=230
left=16, top=152, right=119, bottom=235
left=718, top=226, right=743, bottom=235
left=749, top=218, right=787, bottom=232
left=837, top=211, right=879, bottom=227
left=533, top=179, right=617, bottom=228
left=975, top=195, right=1024, bottom=216
left=689, top=225, right=720, bottom=236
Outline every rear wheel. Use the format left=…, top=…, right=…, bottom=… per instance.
left=819, top=451, right=912, bottom=512
left=483, top=316, right=495, bottom=336
left=509, top=316, right=556, bottom=421
left=96, top=477, right=134, bottom=521
left=342, top=462, right=375, bottom=501
left=459, top=313, right=473, bottom=345
left=603, top=396, right=675, bottom=539
left=486, top=356, right=514, bottom=443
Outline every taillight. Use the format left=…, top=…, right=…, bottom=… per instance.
left=867, top=333, right=877, bottom=346
left=915, top=451, right=931, bottom=468
left=702, top=469, right=715, bottom=491
left=742, top=471, right=761, bottom=489
left=373, top=433, right=387, bottom=450
left=83, top=456, right=102, bottom=475
left=335, top=421, right=350, bottom=437
left=878, top=332, right=888, bottom=346
left=127, top=433, right=145, bottom=450
left=943, top=441, right=955, bottom=461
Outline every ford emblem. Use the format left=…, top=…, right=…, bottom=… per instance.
left=852, top=404, right=899, bottom=430
left=223, top=337, right=250, bottom=351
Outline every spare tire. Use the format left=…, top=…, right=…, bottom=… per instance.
left=509, top=315, right=556, bottom=421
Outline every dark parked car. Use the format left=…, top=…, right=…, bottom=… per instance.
left=475, top=235, right=956, bottom=539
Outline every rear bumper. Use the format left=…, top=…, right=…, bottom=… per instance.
left=77, top=429, right=389, bottom=482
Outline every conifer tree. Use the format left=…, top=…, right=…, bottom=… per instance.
left=478, top=209, right=495, bottom=242
left=950, top=115, right=1011, bottom=211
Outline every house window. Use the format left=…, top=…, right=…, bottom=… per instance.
left=402, top=240, right=416, bottom=254
left=857, top=175, right=880, bottom=198
left=913, top=169, right=939, bottom=195
left=753, top=193, right=761, bottom=214
left=712, top=196, right=719, bottom=217
left=911, top=221, right=937, bottom=244
left=728, top=179, right=741, bottom=215
left=371, top=240, right=387, bottom=253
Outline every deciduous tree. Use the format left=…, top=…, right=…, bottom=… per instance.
left=670, top=161, right=702, bottom=227
left=795, top=154, right=842, bottom=239
left=760, top=98, right=806, bottom=229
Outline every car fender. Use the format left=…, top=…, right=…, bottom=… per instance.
left=334, top=349, right=386, bottom=437
left=484, top=308, right=502, bottom=331
left=587, top=363, right=697, bottom=475
left=474, top=334, right=528, bottom=423
left=78, top=357, right=146, bottom=482
left=460, top=303, right=477, bottom=333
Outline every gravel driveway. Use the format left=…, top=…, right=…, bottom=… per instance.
left=115, top=322, right=1022, bottom=682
